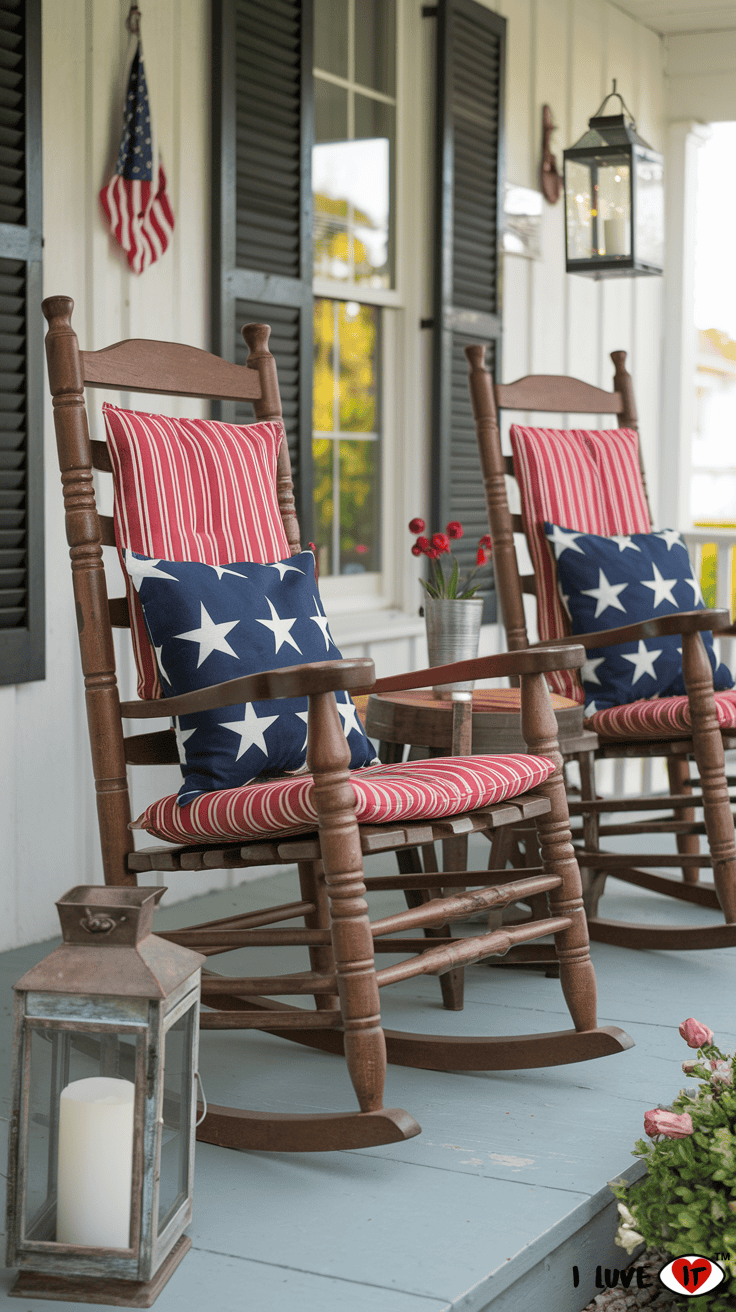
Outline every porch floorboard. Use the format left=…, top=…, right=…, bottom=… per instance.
left=2, top=831, right=734, bottom=1312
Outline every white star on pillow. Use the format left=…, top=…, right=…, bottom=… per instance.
left=220, top=703, right=279, bottom=760
left=622, top=640, right=663, bottom=684
left=124, top=551, right=179, bottom=592
left=175, top=603, right=240, bottom=668
left=256, top=597, right=302, bottom=655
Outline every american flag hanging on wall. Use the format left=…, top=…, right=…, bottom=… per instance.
left=99, top=33, right=174, bottom=274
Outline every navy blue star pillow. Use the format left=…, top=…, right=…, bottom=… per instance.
left=543, top=524, right=733, bottom=714
left=124, top=549, right=378, bottom=805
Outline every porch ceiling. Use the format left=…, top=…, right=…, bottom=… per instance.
left=612, top=0, right=736, bottom=34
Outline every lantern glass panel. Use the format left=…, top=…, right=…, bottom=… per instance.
left=635, top=153, right=664, bottom=268
left=596, top=160, right=631, bottom=256
left=157, top=1006, right=195, bottom=1236
left=24, top=1027, right=140, bottom=1247
left=565, top=159, right=594, bottom=258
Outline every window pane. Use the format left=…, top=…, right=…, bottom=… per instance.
left=353, top=96, right=393, bottom=285
left=339, top=301, right=378, bottom=432
left=313, top=300, right=382, bottom=578
left=565, top=160, right=593, bottom=259
left=24, top=1029, right=139, bottom=1248
left=314, top=82, right=351, bottom=281
left=314, top=0, right=348, bottom=78
left=339, top=438, right=380, bottom=574
left=354, top=0, right=396, bottom=95
left=313, top=437, right=334, bottom=578
left=315, top=77, right=348, bottom=144
left=157, top=1008, right=194, bottom=1236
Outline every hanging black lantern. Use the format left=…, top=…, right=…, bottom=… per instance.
left=564, top=81, right=664, bottom=279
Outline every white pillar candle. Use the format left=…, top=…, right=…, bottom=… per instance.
left=56, top=1076, right=135, bottom=1248
left=604, top=215, right=627, bottom=256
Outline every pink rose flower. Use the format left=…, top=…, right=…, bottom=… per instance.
left=710, top=1059, right=733, bottom=1086
left=679, top=1018, right=714, bottom=1049
left=644, top=1108, right=694, bottom=1139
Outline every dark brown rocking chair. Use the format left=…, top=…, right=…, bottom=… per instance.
left=43, top=296, right=632, bottom=1154
left=465, top=343, right=736, bottom=952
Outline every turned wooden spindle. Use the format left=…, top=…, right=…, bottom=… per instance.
left=242, top=322, right=301, bottom=556
left=465, top=343, right=530, bottom=652
left=520, top=669, right=597, bottom=1031
left=307, top=688, right=387, bottom=1112
left=611, top=349, right=652, bottom=519
left=682, top=630, right=736, bottom=922
left=42, top=296, right=135, bottom=887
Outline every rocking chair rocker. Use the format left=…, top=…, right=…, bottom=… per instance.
left=465, top=343, right=736, bottom=952
left=43, top=295, right=631, bottom=1154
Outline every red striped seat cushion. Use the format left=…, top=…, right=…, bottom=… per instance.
left=586, top=690, right=736, bottom=740
left=133, top=754, right=556, bottom=844
left=104, top=404, right=291, bottom=699
left=510, top=426, right=650, bottom=701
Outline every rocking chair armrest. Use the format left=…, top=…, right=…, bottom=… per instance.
left=361, top=643, right=587, bottom=697
left=531, top=609, right=731, bottom=653
left=119, top=657, right=376, bottom=719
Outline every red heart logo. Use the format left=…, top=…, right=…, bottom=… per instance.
left=671, top=1258, right=712, bottom=1291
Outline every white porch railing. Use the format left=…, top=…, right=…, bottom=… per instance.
left=683, top=528, right=736, bottom=671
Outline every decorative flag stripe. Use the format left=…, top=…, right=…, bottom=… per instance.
left=98, top=37, right=175, bottom=274
left=134, top=754, right=557, bottom=844
left=104, top=405, right=291, bottom=699
left=510, top=426, right=650, bottom=701
left=586, top=689, right=736, bottom=740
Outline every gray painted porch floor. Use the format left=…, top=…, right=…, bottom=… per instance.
left=1, top=834, right=734, bottom=1312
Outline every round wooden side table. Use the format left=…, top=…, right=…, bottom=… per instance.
left=364, top=687, right=598, bottom=761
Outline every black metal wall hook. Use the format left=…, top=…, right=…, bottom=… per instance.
left=126, top=3, right=141, bottom=35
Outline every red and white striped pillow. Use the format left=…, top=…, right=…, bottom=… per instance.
left=510, top=426, right=651, bottom=700
left=104, top=404, right=291, bottom=699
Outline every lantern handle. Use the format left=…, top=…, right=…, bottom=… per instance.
left=591, top=79, right=637, bottom=129
left=195, top=1070, right=208, bottom=1127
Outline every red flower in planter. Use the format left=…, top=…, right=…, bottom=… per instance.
left=408, top=519, right=492, bottom=600
left=432, top=532, right=451, bottom=554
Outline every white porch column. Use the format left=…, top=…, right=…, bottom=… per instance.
left=659, top=121, right=710, bottom=529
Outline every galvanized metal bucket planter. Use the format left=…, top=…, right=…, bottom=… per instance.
left=424, top=596, right=484, bottom=701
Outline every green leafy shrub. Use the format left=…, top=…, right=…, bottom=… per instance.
left=611, top=1019, right=736, bottom=1309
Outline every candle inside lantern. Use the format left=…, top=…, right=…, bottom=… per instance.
left=56, top=1076, right=135, bottom=1248
left=604, top=215, right=626, bottom=255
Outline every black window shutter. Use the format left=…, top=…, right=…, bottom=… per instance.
left=212, top=0, right=314, bottom=544
left=0, top=0, right=43, bottom=685
left=430, top=0, right=505, bottom=622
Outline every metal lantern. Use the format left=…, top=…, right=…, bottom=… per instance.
left=564, top=82, right=664, bottom=279
left=5, top=886, right=204, bottom=1307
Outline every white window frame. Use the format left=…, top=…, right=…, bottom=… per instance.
left=313, top=0, right=428, bottom=633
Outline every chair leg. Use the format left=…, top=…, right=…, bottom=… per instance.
left=684, top=632, right=736, bottom=922
left=667, top=755, right=700, bottom=878
left=578, top=750, right=607, bottom=916
left=308, top=691, right=387, bottom=1114
left=521, top=672, right=598, bottom=1033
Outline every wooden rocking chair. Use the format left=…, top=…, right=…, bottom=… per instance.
left=465, top=343, right=736, bottom=952
left=43, top=295, right=631, bottom=1155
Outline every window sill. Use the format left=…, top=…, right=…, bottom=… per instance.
left=327, top=608, right=425, bottom=649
